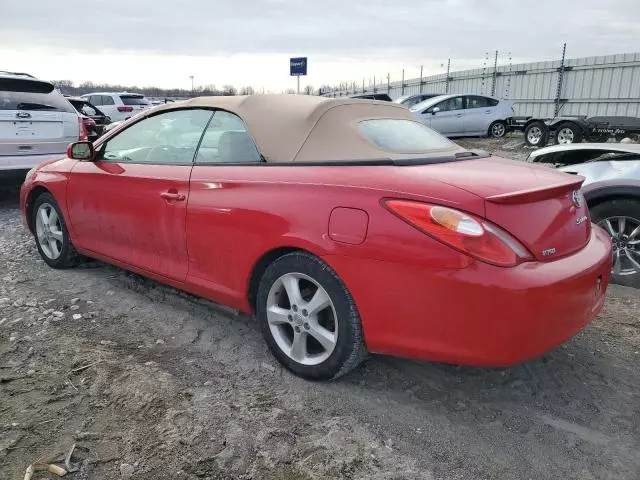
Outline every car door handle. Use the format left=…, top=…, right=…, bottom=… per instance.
left=456, top=114, right=463, bottom=118
left=160, top=191, right=186, bottom=201
left=485, top=110, right=492, bottom=114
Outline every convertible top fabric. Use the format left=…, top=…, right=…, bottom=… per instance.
left=129, top=94, right=463, bottom=162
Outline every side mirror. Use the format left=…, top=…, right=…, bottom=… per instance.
left=67, top=141, right=95, bottom=161
left=431, top=107, right=441, bottom=115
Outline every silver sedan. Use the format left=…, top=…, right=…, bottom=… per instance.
left=410, top=94, right=514, bottom=138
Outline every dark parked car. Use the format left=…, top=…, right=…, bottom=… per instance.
left=66, top=97, right=111, bottom=140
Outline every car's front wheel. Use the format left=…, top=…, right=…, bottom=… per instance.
left=32, top=192, right=80, bottom=269
left=591, top=199, right=640, bottom=288
left=256, top=252, right=366, bottom=380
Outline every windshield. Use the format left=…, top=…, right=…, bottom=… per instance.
left=0, top=89, right=76, bottom=112
left=120, top=95, right=150, bottom=106
left=409, top=95, right=450, bottom=113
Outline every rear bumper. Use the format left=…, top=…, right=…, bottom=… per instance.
left=323, top=226, right=612, bottom=366
left=0, top=154, right=66, bottom=172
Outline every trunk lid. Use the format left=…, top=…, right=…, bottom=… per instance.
left=0, top=110, right=79, bottom=156
left=413, top=156, right=591, bottom=260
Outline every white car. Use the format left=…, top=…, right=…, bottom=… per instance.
left=410, top=94, right=514, bottom=138
left=1, top=71, right=82, bottom=183
left=80, top=92, right=151, bottom=122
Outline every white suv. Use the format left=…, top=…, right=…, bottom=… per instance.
left=1, top=71, right=83, bottom=183
left=81, top=92, right=151, bottom=122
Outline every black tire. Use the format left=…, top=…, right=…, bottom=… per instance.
left=488, top=120, right=507, bottom=138
left=31, top=192, right=80, bottom=269
left=256, top=252, right=367, bottom=380
left=524, top=121, right=549, bottom=147
left=590, top=198, right=640, bottom=289
left=554, top=122, right=583, bottom=145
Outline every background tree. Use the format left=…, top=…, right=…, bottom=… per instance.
left=304, top=85, right=315, bottom=95
left=222, top=85, right=237, bottom=96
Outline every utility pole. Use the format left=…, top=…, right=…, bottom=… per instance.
left=481, top=52, right=489, bottom=94
left=419, top=65, right=423, bottom=93
left=554, top=43, right=567, bottom=117
left=387, top=73, right=390, bottom=94
left=490, top=50, right=498, bottom=96
left=445, top=58, right=451, bottom=93
left=505, top=52, right=513, bottom=99
left=189, top=75, right=194, bottom=94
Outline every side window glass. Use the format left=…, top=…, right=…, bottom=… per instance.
left=195, top=111, right=262, bottom=164
left=103, top=95, right=115, bottom=106
left=101, top=109, right=213, bottom=165
left=467, top=96, right=490, bottom=109
left=81, top=103, right=98, bottom=116
left=434, top=97, right=463, bottom=112
left=90, top=96, right=101, bottom=106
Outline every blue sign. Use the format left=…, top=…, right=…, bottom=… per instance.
left=290, top=57, right=307, bottom=76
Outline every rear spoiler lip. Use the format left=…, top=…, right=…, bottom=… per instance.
left=485, top=177, right=585, bottom=204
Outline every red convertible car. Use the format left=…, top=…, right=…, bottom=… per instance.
left=20, top=95, right=612, bottom=380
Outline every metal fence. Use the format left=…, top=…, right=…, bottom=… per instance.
left=323, top=52, right=640, bottom=118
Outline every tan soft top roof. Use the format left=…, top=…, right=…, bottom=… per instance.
left=146, top=94, right=462, bottom=162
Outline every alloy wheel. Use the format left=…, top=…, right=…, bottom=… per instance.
left=527, top=126, right=543, bottom=145
left=598, top=216, right=640, bottom=276
left=557, top=127, right=575, bottom=144
left=266, top=272, right=338, bottom=365
left=491, top=122, right=506, bottom=137
left=35, top=203, right=64, bottom=260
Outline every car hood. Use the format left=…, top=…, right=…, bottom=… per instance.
left=559, top=160, right=640, bottom=187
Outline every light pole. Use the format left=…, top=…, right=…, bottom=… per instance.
left=189, top=75, right=194, bottom=95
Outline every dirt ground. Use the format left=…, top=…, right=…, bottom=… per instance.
left=1, top=149, right=640, bottom=479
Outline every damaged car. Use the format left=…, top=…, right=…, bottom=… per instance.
left=529, top=143, right=640, bottom=287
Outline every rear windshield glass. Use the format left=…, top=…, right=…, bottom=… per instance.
left=358, top=119, right=454, bottom=152
left=0, top=90, right=76, bottom=112
left=120, top=95, right=149, bottom=105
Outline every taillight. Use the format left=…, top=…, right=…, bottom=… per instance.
left=117, top=106, right=133, bottom=112
left=78, top=117, right=88, bottom=141
left=384, top=200, right=533, bottom=267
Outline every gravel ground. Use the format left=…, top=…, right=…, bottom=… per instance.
left=1, top=171, right=640, bottom=479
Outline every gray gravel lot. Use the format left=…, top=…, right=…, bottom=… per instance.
left=1, top=147, right=640, bottom=479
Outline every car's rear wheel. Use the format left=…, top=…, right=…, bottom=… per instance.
left=524, top=121, right=549, bottom=147
left=591, top=199, right=640, bottom=288
left=256, top=252, right=366, bottom=380
left=32, top=193, right=80, bottom=269
left=555, top=122, right=583, bottom=144
left=489, top=120, right=507, bottom=138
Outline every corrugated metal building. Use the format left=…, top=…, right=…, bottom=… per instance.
left=325, top=53, right=640, bottom=118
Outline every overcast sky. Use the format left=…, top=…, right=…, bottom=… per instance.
left=2, top=0, right=639, bottom=92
